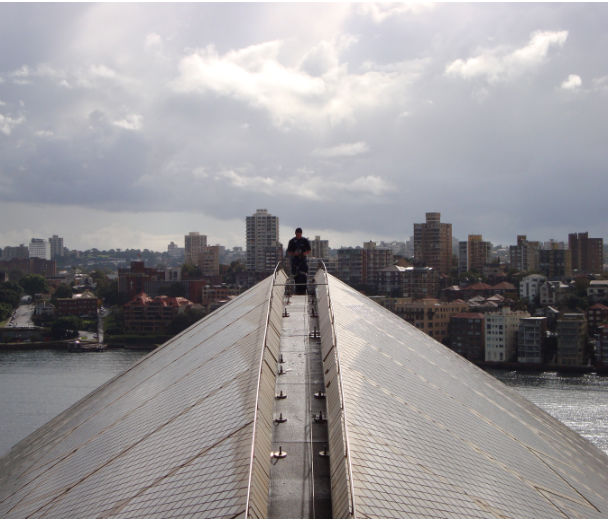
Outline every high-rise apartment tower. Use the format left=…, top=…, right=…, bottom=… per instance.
left=246, top=209, right=281, bottom=274
left=413, top=212, right=452, bottom=274
left=184, top=232, right=207, bottom=266
left=569, top=232, right=603, bottom=274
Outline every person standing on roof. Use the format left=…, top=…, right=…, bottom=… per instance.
left=286, top=227, right=312, bottom=280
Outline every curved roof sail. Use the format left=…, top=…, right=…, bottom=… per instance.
left=2, top=266, right=608, bottom=518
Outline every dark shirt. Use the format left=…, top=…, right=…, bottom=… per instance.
left=287, top=236, right=311, bottom=257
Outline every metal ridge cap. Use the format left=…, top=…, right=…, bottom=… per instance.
left=245, top=264, right=283, bottom=518
left=321, top=270, right=357, bottom=518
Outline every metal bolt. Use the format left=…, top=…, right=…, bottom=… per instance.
left=279, top=353, right=285, bottom=363
left=319, top=448, right=329, bottom=458
left=279, top=365, right=285, bottom=375
left=276, top=390, right=287, bottom=399
left=275, top=412, right=287, bottom=423
left=314, top=391, right=326, bottom=399
left=283, top=308, right=289, bottom=317
left=272, top=446, right=287, bottom=459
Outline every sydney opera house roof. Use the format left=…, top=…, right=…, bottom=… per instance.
left=1, top=266, right=608, bottom=518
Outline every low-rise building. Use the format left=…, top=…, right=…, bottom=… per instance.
left=539, top=280, right=570, bottom=306
left=519, top=274, right=547, bottom=304
left=448, top=312, right=485, bottom=361
left=556, top=313, right=587, bottom=366
left=588, top=280, right=608, bottom=303
left=485, top=307, right=530, bottom=362
left=518, top=317, right=548, bottom=364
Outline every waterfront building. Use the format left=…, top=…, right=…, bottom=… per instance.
left=556, top=313, right=587, bottom=366
left=245, top=209, right=281, bottom=274
left=519, top=274, right=547, bottom=303
left=28, top=238, right=50, bottom=260
left=485, top=307, right=529, bottom=362
left=509, top=235, right=540, bottom=272
left=48, top=235, right=64, bottom=260
left=448, top=312, right=485, bottom=361
left=413, top=212, right=452, bottom=274
left=400, top=298, right=468, bottom=343
left=2, top=268, right=608, bottom=518
left=598, top=325, right=608, bottom=365
left=587, top=303, right=608, bottom=333
left=518, top=317, right=548, bottom=364
left=569, top=232, right=603, bottom=274
left=184, top=232, right=207, bottom=266
left=123, top=293, right=194, bottom=333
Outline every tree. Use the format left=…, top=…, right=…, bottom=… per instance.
left=52, top=284, right=73, bottom=303
left=19, top=274, right=48, bottom=296
left=181, top=263, right=202, bottom=279
left=0, top=281, right=23, bottom=308
left=50, top=316, right=82, bottom=339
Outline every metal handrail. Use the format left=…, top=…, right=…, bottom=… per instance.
left=245, top=262, right=282, bottom=518
left=316, top=263, right=357, bottom=518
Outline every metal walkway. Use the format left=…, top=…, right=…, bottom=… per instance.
left=267, top=287, right=331, bottom=518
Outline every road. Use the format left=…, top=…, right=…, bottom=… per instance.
left=8, top=304, right=35, bottom=328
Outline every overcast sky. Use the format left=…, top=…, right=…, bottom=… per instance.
left=0, top=3, right=606, bottom=251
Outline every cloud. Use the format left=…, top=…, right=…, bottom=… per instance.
left=113, top=113, right=143, bottom=130
left=561, top=74, right=582, bottom=91
left=0, top=113, right=25, bottom=135
left=312, top=141, right=369, bottom=158
left=215, top=167, right=392, bottom=202
left=172, top=39, right=423, bottom=130
left=445, top=30, right=568, bottom=83
left=356, top=3, right=434, bottom=23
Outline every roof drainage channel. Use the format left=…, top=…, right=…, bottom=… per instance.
left=266, top=282, right=332, bottom=518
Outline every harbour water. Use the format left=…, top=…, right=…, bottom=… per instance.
left=1, top=349, right=607, bottom=458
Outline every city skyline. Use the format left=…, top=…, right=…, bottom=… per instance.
left=1, top=4, right=607, bottom=250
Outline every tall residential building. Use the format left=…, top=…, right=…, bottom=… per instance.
left=28, top=238, right=50, bottom=260
left=556, top=313, right=587, bottom=366
left=337, top=242, right=393, bottom=290
left=414, top=212, right=452, bottom=274
left=49, top=235, right=64, bottom=260
left=184, top=232, right=207, bottom=266
left=569, top=232, right=603, bottom=274
left=485, top=307, right=530, bottom=362
left=246, top=209, right=281, bottom=274
left=509, top=235, right=540, bottom=272
left=458, top=234, right=490, bottom=273
left=310, top=236, right=329, bottom=260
